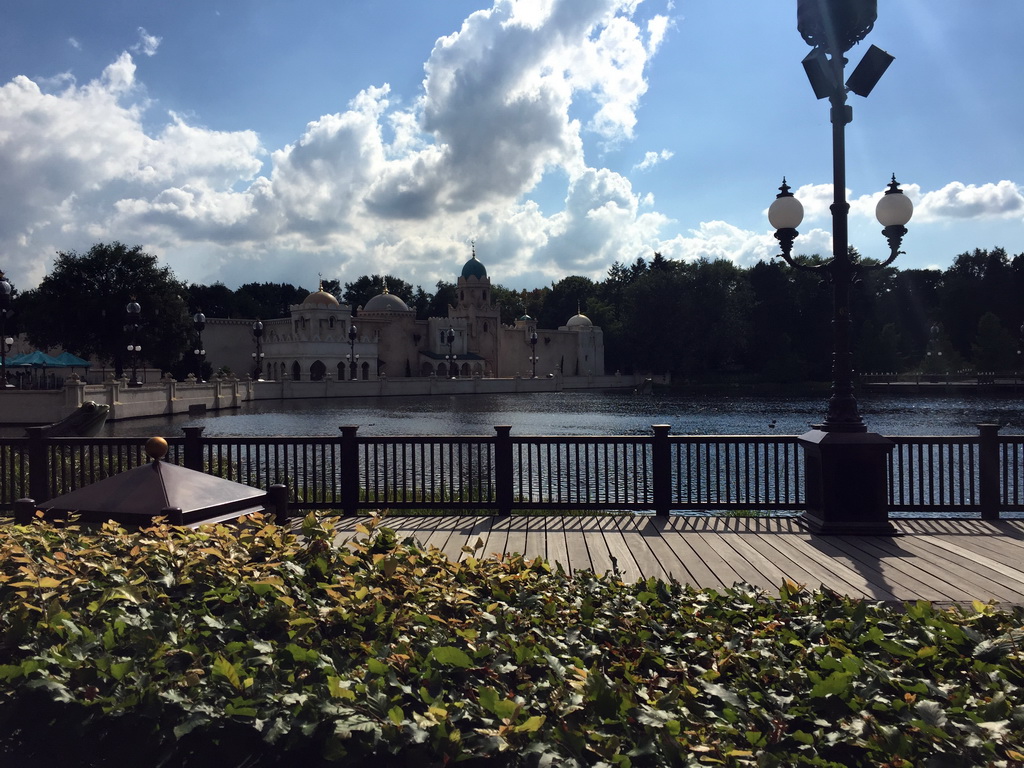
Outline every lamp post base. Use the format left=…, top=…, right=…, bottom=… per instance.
left=798, top=428, right=898, bottom=536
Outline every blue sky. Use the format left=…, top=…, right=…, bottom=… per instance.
left=2, top=0, right=1022, bottom=295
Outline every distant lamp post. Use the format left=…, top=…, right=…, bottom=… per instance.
left=529, top=331, right=539, bottom=378
left=446, top=327, right=457, bottom=379
left=0, top=272, right=12, bottom=389
left=768, top=0, right=911, bottom=535
left=251, top=320, right=264, bottom=380
left=192, top=310, right=206, bottom=382
left=347, top=324, right=359, bottom=381
left=124, top=299, right=142, bottom=387
left=925, top=322, right=943, bottom=377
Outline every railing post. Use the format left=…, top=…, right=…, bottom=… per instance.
left=25, top=427, right=49, bottom=504
left=182, top=426, right=205, bottom=472
left=652, top=424, right=671, bottom=517
left=267, top=483, right=290, bottom=524
left=494, top=425, right=513, bottom=517
left=340, top=425, right=360, bottom=517
left=977, top=423, right=1001, bottom=521
left=14, top=498, right=36, bottom=525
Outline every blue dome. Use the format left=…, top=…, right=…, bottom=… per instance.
left=461, top=253, right=487, bottom=279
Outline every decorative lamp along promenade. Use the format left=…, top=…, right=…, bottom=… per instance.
left=0, top=272, right=12, bottom=389
left=192, top=311, right=206, bottom=382
left=347, top=324, right=359, bottom=381
left=124, top=299, right=142, bottom=387
left=445, top=327, right=457, bottom=379
left=251, top=320, right=264, bottom=380
left=768, top=0, right=913, bottom=535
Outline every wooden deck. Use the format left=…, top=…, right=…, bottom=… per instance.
left=332, top=515, right=1024, bottom=606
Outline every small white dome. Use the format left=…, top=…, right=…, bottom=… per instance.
left=364, top=289, right=410, bottom=313
left=567, top=313, right=593, bottom=329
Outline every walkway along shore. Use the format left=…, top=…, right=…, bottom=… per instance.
left=0, top=372, right=647, bottom=425
left=341, top=514, right=1024, bottom=606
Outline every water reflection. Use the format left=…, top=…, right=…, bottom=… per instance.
left=103, top=391, right=1024, bottom=438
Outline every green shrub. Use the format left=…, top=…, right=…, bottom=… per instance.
left=1, top=514, right=1023, bottom=767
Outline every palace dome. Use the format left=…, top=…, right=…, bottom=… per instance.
left=567, top=313, right=593, bottom=329
left=461, top=252, right=487, bottom=279
left=364, top=288, right=410, bottom=313
left=302, top=289, right=340, bottom=308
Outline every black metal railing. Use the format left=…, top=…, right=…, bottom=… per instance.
left=0, top=424, right=1018, bottom=518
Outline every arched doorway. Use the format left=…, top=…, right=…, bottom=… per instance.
left=310, top=360, right=326, bottom=381
left=291, top=361, right=301, bottom=380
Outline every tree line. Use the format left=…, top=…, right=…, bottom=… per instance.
left=7, top=242, right=1024, bottom=382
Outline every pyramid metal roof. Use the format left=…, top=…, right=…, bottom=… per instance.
left=37, top=458, right=271, bottom=526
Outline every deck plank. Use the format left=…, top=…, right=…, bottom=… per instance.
left=542, top=516, right=572, bottom=574
left=904, top=536, right=1024, bottom=603
left=614, top=516, right=673, bottom=583
left=592, top=516, right=644, bottom=583
left=654, top=518, right=732, bottom=589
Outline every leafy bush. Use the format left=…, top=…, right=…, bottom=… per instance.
left=1, top=514, right=1023, bottom=767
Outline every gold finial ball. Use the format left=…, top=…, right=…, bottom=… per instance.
left=145, top=436, right=169, bottom=460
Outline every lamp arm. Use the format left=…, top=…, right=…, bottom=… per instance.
left=773, top=227, right=825, bottom=273
left=855, top=225, right=907, bottom=273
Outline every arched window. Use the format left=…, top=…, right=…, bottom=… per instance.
left=310, top=360, right=326, bottom=381
left=483, top=322, right=488, bottom=333
left=291, top=361, right=301, bottom=380
left=329, top=316, right=335, bottom=329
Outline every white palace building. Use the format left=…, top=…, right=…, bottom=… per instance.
left=204, top=249, right=604, bottom=382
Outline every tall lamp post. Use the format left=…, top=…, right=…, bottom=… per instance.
left=251, top=320, right=264, bottom=380
left=768, top=0, right=913, bottom=535
left=347, top=324, right=358, bottom=381
left=529, top=331, right=539, bottom=378
left=192, top=310, right=206, bottom=382
left=0, top=272, right=12, bottom=389
left=445, top=327, right=457, bottom=379
left=124, top=299, right=142, bottom=387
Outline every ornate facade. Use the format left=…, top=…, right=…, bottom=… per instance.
left=208, top=250, right=604, bottom=381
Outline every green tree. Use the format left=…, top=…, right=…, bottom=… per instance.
left=424, top=280, right=457, bottom=319
left=971, top=311, right=1017, bottom=372
left=234, top=282, right=308, bottom=319
left=16, top=243, right=191, bottom=376
left=186, top=282, right=237, bottom=318
left=539, top=276, right=595, bottom=329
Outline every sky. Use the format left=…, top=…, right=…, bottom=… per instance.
left=1, top=0, right=1022, bottom=297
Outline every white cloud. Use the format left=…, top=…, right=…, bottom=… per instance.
left=633, top=149, right=673, bottom=171
left=1, top=0, right=671, bottom=290
left=916, top=180, right=1024, bottom=222
left=4, top=1, right=1014, bottom=297
left=132, top=28, right=161, bottom=57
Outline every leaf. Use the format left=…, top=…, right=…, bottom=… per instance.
left=212, top=655, right=243, bottom=691
left=109, top=660, right=133, bottom=681
left=700, top=681, right=745, bottom=709
left=388, top=705, right=404, bottom=725
left=809, top=671, right=851, bottom=700
left=430, top=646, right=472, bottom=668
left=912, top=699, right=947, bottom=728
left=514, top=715, right=545, bottom=733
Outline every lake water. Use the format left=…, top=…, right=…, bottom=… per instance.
left=102, top=390, right=1024, bottom=438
